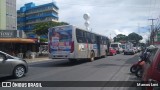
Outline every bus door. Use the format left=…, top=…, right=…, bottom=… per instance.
left=96, top=36, right=101, bottom=57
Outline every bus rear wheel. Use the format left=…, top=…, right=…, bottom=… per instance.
left=90, top=51, right=95, bottom=62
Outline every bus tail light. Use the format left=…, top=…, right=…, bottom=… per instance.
left=70, top=41, right=74, bottom=53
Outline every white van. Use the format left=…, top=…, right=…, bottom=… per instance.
left=110, top=43, right=123, bottom=54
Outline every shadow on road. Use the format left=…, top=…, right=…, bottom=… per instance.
left=29, top=59, right=90, bottom=67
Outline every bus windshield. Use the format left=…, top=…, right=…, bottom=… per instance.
left=49, top=26, right=72, bottom=42
left=53, top=30, right=72, bottom=42
left=48, top=26, right=72, bottom=54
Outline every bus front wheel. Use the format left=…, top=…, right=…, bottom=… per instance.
left=90, top=51, right=95, bottom=62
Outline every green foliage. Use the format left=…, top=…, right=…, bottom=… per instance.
left=40, top=38, right=48, bottom=42
left=113, top=34, right=127, bottom=42
left=33, top=21, right=69, bottom=36
left=113, top=32, right=143, bottom=45
left=128, top=32, right=143, bottom=44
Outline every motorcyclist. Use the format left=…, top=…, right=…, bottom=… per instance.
left=140, top=45, right=156, bottom=62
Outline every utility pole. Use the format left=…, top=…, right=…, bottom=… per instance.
left=148, top=19, right=156, bottom=45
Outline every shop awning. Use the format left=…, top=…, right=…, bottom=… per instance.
left=0, top=38, right=35, bottom=43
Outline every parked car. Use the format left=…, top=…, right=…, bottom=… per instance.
left=0, top=51, right=28, bottom=78
left=124, top=48, right=135, bottom=55
left=142, top=46, right=160, bottom=90
left=133, top=47, right=138, bottom=53
left=137, top=47, right=142, bottom=52
left=108, top=47, right=117, bottom=56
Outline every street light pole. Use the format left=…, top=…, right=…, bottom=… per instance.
left=83, top=13, right=90, bottom=31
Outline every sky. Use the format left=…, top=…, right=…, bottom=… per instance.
left=17, top=0, right=160, bottom=43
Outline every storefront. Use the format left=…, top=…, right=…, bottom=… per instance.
left=0, top=30, right=39, bottom=58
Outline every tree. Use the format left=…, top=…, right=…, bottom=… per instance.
left=128, top=32, right=143, bottom=46
left=113, top=34, right=127, bottom=42
left=33, top=21, right=69, bottom=36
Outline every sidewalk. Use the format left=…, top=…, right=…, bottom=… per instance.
left=25, top=57, right=51, bottom=63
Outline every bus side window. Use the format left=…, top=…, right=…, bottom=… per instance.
left=91, top=33, right=96, bottom=44
left=104, top=37, right=107, bottom=45
left=76, top=29, right=83, bottom=37
left=77, top=37, right=83, bottom=43
left=101, top=36, right=104, bottom=44
left=102, top=37, right=105, bottom=44
left=76, top=29, right=85, bottom=43
left=83, top=31, right=87, bottom=43
left=87, top=32, right=91, bottom=44
left=94, top=34, right=97, bottom=44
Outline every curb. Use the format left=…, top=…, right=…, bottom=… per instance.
left=25, top=58, right=50, bottom=63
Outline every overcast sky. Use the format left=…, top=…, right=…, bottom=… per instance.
left=17, top=0, right=160, bottom=42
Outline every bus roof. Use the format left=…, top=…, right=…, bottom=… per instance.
left=48, top=25, right=73, bottom=30
left=48, top=25, right=109, bottom=40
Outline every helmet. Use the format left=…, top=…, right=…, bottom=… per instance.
left=146, top=45, right=156, bottom=52
left=147, top=45, right=156, bottom=49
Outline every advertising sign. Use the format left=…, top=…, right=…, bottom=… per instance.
left=0, top=30, right=17, bottom=38
left=49, top=26, right=72, bottom=55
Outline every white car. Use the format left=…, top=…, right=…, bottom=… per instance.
left=124, top=49, right=135, bottom=55
left=133, top=47, right=138, bottom=53
left=137, top=47, right=141, bottom=52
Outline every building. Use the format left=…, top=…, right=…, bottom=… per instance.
left=0, top=0, right=17, bottom=30
left=17, top=2, right=59, bottom=38
left=0, top=1, right=41, bottom=59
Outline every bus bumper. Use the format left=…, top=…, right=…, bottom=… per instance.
left=49, top=53, right=74, bottom=59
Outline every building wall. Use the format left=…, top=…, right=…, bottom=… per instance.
left=17, top=2, right=59, bottom=37
left=6, top=0, right=17, bottom=30
left=0, top=0, right=6, bottom=30
left=0, top=0, right=17, bottom=30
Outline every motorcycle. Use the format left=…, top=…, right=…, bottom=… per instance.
left=130, top=49, right=150, bottom=78
left=130, top=58, right=143, bottom=73
left=135, top=51, right=151, bottom=78
left=133, top=46, right=155, bottom=78
left=135, top=60, right=145, bottom=78
left=130, top=57, right=146, bottom=78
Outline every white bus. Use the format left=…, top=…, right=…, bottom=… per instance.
left=48, top=25, right=110, bottom=62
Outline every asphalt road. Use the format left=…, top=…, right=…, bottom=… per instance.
left=0, top=53, right=142, bottom=90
